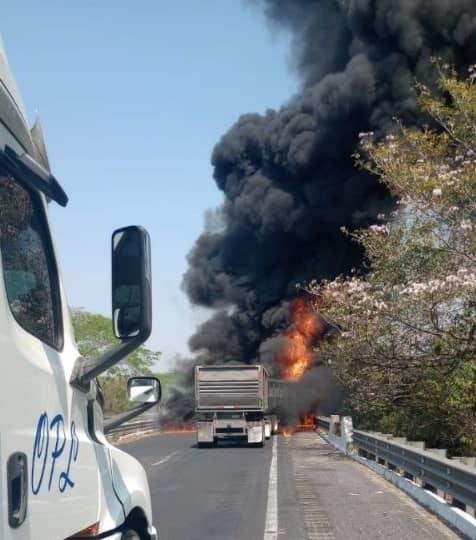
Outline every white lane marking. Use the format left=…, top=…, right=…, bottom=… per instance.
left=264, top=435, right=278, bottom=540
left=152, top=451, right=178, bottom=467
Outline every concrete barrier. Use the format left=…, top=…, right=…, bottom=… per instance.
left=327, top=415, right=353, bottom=454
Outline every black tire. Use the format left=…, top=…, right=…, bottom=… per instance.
left=198, top=441, right=215, bottom=448
left=121, top=529, right=141, bottom=540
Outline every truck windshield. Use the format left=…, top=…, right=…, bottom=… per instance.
left=0, top=173, right=63, bottom=349
left=216, top=412, right=243, bottom=420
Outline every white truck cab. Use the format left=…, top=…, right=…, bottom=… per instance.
left=0, top=37, right=159, bottom=539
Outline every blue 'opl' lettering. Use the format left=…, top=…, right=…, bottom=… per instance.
left=48, top=414, right=66, bottom=491
left=31, top=412, right=79, bottom=495
left=31, top=413, right=49, bottom=495
left=59, top=421, right=79, bottom=492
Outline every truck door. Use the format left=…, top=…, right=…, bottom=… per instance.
left=0, top=172, right=101, bottom=539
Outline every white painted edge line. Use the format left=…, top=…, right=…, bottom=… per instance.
left=319, top=431, right=476, bottom=540
left=264, top=435, right=278, bottom=540
left=152, top=451, right=178, bottom=467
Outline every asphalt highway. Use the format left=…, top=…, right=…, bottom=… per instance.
left=120, top=431, right=460, bottom=540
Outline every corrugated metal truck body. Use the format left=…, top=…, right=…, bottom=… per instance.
left=195, top=364, right=268, bottom=411
left=195, top=365, right=273, bottom=447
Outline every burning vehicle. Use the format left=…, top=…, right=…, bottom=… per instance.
left=193, top=362, right=319, bottom=447
left=192, top=297, right=327, bottom=447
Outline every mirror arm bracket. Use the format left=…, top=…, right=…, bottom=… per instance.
left=103, top=401, right=157, bottom=434
left=70, top=333, right=149, bottom=392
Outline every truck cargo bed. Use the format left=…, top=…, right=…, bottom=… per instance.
left=195, top=365, right=268, bottom=411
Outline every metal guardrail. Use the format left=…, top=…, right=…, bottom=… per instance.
left=106, top=418, right=157, bottom=436
left=353, top=430, right=476, bottom=510
left=317, top=416, right=330, bottom=430
left=317, top=416, right=476, bottom=516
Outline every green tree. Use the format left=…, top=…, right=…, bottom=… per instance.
left=311, top=65, right=476, bottom=454
left=72, top=308, right=161, bottom=414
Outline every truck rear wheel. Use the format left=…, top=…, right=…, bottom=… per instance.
left=198, top=441, right=215, bottom=448
left=121, top=529, right=141, bottom=540
left=250, top=440, right=264, bottom=448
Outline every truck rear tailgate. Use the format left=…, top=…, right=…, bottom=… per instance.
left=196, top=366, right=263, bottom=409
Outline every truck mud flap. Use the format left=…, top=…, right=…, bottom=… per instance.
left=197, top=422, right=214, bottom=444
left=247, top=426, right=264, bottom=446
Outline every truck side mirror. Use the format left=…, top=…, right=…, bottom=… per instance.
left=103, top=376, right=161, bottom=434
left=112, top=226, right=152, bottom=340
left=71, top=225, right=154, bottom=393
left=128, top=377, right=161, bottom=404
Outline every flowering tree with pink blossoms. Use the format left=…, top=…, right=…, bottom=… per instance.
left=310, top=65, right=476, bottom=453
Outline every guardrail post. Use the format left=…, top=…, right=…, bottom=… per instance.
left=326, top=415, right=354, bottom=454
left=414, top=475, right=424, bottom=487
left=330, top=415, right=341, bottom=437
left=342, top=416, right=353, bottom=454
left=328, top=415, right=341, bottom=450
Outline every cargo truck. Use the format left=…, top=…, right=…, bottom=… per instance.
left=194, top=364, right=280, bottom=448
left=0, top=36, right=159, bottom=539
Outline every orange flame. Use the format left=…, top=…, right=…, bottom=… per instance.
left=279, top=297, right=320, bottom=381
left=159, top=423, right=197, bottom=434
left=280, top=414, right=316, bottom=438
left=281, top=427, right=294, bottom=438
left=296, top=412, right=316, bottom=432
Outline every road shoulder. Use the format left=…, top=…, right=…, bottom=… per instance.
left=278, top=432, right=459, bottom=540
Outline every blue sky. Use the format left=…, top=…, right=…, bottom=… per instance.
left=2, top=1, right=298, bottom=370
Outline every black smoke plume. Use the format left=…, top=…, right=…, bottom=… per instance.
left=165, top=0, right=476, bottom=422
